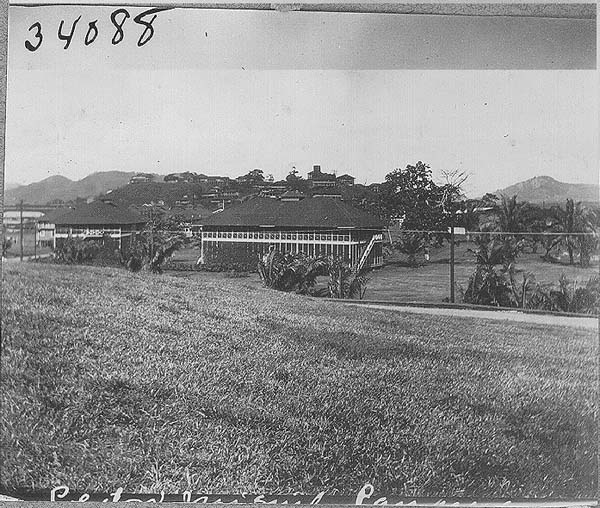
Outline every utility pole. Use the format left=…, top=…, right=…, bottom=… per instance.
left=33, top=219, right=37, bottom=260
left=450, top=224, right=455, bottom=303
left=19, top=199, right=24, bottom=261
left=149, top=206, right=154, bottom=260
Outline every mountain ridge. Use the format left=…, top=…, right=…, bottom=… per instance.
left=495, top=175, right=598, bottom=205
left=3, top=171, right=159, bottom=205
left=4, top=172, right=598, bottom=207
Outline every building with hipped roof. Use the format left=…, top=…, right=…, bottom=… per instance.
left=51, top=200, right=146, bottom=252
left=198, top=196, right=384, bottom=269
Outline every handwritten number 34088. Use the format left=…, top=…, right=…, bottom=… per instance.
left=25, top=8, right=167, bottom=51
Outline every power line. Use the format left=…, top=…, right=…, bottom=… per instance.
left=144, top=228, right=598, bottom=237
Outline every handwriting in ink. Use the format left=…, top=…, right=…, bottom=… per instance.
left=25, top=22, right=42, bottom=52
left=24, top=7, right=170, bottom=51
left=84, top=20, right=98, bottom=46
left=110, top=9, right=130, bottom=45
left=57, top=16, right=81, bottom=49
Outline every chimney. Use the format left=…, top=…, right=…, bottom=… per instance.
left=313, top=165, right=321, bottom=174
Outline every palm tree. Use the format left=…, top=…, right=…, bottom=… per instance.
left=496, top=195, right=529, bottom=234
left=555, top=199, right=598, bottom=267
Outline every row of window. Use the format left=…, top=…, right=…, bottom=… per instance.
left=55, top=228, right=121, bottom=235
left=202, top=231, right=353, bottom=242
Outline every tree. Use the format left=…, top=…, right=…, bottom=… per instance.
left=239, top=169, right=265, bottom=187
left=394, top=232, right=425, bottom=267
left=379, top=162, right=467, bottom=265
left=480, top=193, right=499, bottom=207
left=554, top=199, right=598, bottom=267
left=494, top=195, right=529, bottom=234
left=285, top=169, right=309, bottom=193
left=379, top=161, right=450, bottom=231
left=462, top=235, right=523, bottom=307
left=286, top=168, right=300, bottom=181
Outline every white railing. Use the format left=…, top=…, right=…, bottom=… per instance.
left=201, top=230, right=357, bottom=243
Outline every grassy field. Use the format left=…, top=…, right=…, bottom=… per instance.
left=170, top=243, right=599, bottom=304
left=1, top=263, right=597, bottom=497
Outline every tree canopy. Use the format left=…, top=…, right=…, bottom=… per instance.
left=379, top=161, right=460, bottom=231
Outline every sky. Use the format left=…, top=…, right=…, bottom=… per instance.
left=5, top=5, right=598, bottom=197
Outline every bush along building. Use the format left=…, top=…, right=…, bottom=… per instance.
left=52, top=200, right=146, bottom=253
left=198, top=195, right=384, bottom=270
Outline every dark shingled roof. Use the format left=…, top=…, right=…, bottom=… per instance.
left=39, top=208, right=74, bottom=224
left=201, top=197, right=384, bottom=229
left=52, top=201, right=145, bottom=226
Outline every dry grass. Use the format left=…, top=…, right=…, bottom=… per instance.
left=1, top=263, right=597, bottom=497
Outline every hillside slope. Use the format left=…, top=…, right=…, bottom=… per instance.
left=497, top=175, right=598, bottom=204
left=103, top=181, right=207, bottom=206
left=4, top=172, right=160, bottom=205
left=1, top=263, right=596, bottom=497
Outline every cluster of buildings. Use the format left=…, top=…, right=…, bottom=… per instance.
left=307, top=165, right=355, bottom=187
left=4, top=165, right=384, bottom=269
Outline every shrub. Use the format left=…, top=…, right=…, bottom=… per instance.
left=462, top=236, right=523, bottom=307
left=394, top=232, right=425, bottom=266
left=462, top=238, right=600, bottom=315
left=533, top=275, right=600, bottom=315
left=327, top=256, right=370, bottom=300
left=257, top=250, right=370, bottom=299
left=258, top=249, right=328, bottom=294
left=119, top=234, right=187, bottom=274
left=2, top=237, right=12, bottom=257
left=54, top=238, right=118, bottom=266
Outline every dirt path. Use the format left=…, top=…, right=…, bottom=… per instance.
left=344, top=302, right=599, bottom=330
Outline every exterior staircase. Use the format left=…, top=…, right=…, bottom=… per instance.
left=357, top=234, right=378, bottom=271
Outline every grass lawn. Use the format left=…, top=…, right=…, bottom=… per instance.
left=1, top=263, right=597, bottom=497
left=170, top=243, right=599, bottom=305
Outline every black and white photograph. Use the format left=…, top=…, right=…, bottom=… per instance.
left=0, top=1, right=598, bottom=503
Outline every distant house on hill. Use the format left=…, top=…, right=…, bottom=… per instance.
left=280, top=190, right=305, bottom=202
left=129, top=173, right=154, bottom=184
left=168, top=205, right=213, bottom=236
left=257, top=181, right=288, bottom=198
left=52, top=200, right=146, bottom=252
left=337, top=174, right=355, bottom=186
left=198, top=196, right=384, bottom=269
left=197, top=174, right=230, bottom=188
left=307, top=165, right=336, bottom=187
left=311, top=188, right=343, bottom=199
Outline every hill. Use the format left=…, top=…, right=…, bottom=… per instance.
left=496, top=176, right=598, bottom=205
left=1, top=263, right=596, bottom=497
left=103, top=181, right=207, bottom=207
left=3, top=172, right=159, bottom=205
